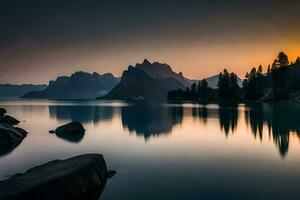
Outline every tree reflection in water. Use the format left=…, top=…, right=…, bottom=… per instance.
left=245, top=103, right=300, bottom=157
left=47, top=102, right=300, bottom=157
left=218, top=103, right=239, bottom=137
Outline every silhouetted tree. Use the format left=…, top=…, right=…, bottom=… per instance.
left=243, top=66, right=265, bottom=100
left=197, top=81, right=202, bottom=96
left=267, top=64, right=271, bottom=75
left=258, top=65, right=263, bottom=74
left=184, top=87, right=191, bottom=99
left=277, top=52, right=289, bottom=67
left=295, top=57, right=300, bottom=64
left=197, top=79, right=210, bottom=98
left=202, top=79, right=208, bottom=91
left=168, top=51, right=300, bottom=102
left=270, top=52, right=290, bottom=98
left=167, top=89, right=184, bottom=100
left=191, top=83, right=197, bottom=99
left=217, top=69, right=240, bottom=99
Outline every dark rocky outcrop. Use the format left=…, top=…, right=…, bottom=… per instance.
left=54, top=121, right=85, bottom=135
left=22, top=71, right=120, bottom=99
left=0, top=108, right=20, bottom=125
left=0, top=154, right=109, bottom=200
left=0, top=123, right=28, bottom=157
left=0, top=124, right=27, bottom=145
left=0, top=108, right=7, bottom=117
left=50, top=121, right=86, bottom=143
left=0, top=124, right=28, bottom=149
left=100, top=59, right=193, bottom=100
left=0, top=109, right=27, bottom=156
left=0, top=115, right=20, bottom=126
left=55, top=131, right=85, bottom=143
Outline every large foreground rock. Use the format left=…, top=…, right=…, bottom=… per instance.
left=54, top=121, right=85, bottom=135
left=0, top=154, right=108, bottom=200
left=0, top=124, right=27, bottom=145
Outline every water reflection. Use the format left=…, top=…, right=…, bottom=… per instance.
left=121, top=104, right=183, bottom=140
left=244, top=104, right=264, bottom=140
left=46, top=102, right=300, bottom=156
left=245, top=103, right=300, bottom=157
left=54, top=131, right=85, bottom=143
left=192, top=106, right=208, bottom=124
left=49, top=106, right=115, bottom=124
left=218, top=103, right=239, bottom=136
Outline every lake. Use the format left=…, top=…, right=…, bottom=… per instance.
left=0, top=100, right=300, bottom=200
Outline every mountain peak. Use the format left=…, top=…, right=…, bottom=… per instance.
left=143, top=59, right=151, bottom=65
left=102, top=60, right=193, bottom=100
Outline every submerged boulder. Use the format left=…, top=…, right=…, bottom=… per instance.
left=0, top=154, right=109, bottom=200
left=54, top=121, right=85, bottom=135
left=0, top=123, right=27, bottom=145
left=55, top=131, right=85, bottom=143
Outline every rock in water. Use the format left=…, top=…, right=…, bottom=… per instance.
left=0, top=124, right=27, bottom=145
left=55, top=121, right=85, bottom=135
left=0, top=154, right=108, bottom=200
left=0, top=108, right=6, bottom=117
left=1, top=115, right=20, bottom=126
left=55, top=130, right=85, bottom=143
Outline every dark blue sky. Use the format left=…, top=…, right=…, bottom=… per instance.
left=1, top=0, right=300, bottom=83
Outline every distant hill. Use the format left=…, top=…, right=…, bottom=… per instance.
left=100, top=59, right=193, bottom=100
left=0, top=84, right=47, bottom=99
left=204, top=74, right=243, bottom=89
left=22, top=71, right=120, bottom=99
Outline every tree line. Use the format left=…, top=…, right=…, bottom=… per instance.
left=168, top=52, right=300, bottom=101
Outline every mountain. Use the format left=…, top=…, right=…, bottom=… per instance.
left=0, top=84, right=47, bottom=99
left=204, top=74, right=243, bottom=89
left=100, top=59, right=193, bottom=100
left=22, top=71, right=120, bottom=99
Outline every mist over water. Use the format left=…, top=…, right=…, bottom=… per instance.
left=0, top=100, right=300, bottom=200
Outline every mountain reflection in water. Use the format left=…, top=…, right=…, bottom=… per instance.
left=46, top=102, right=300, bottom=157
left=121, top=104, right=183, bottom=140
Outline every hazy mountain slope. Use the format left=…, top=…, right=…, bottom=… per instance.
left=22, top=71, right=120, bottom=99
left=0, top=84, right=47, bottom=99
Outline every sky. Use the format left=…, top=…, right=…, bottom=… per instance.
left=1, top=0, right=300, bottom=84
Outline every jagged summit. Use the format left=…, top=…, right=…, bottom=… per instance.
left=142, top=59, right=151, bottom=65
left=100, top=60, right=193, bottom=100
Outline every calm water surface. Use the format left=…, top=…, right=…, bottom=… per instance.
left=0, top=100, right=300, bottom=200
